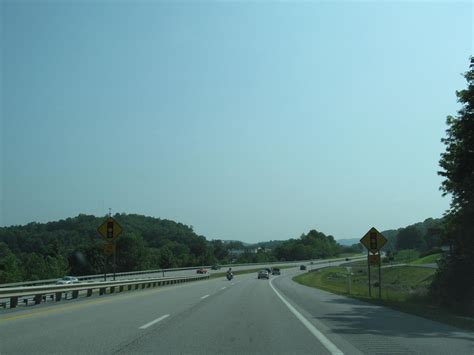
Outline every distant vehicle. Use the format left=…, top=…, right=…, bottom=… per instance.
left=345, top=258, right=350, bottom=261
left=264, top=268, right=272, bottom=274
left=310, top=261, right=314, bottom=265
left=226, top=272, right=233, bottom=281
left=258, top=270, right=269, bottom=279
left=299, top=265, right=307, bottom=271
left=271, top=268, right=280, bottom=275
left=196, top=268, right=208, bottom=274
left=56, top=276, right=79, bottom=285
left=211, top=265, right=220, bottom=270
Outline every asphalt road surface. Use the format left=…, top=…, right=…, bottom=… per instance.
left=1, top=262, right=473, bottom=355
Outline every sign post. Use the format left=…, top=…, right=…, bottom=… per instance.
left=367, top=250, right=372, bottom=297
left=360, top=227, right=387, bottom=299
left=378, top=251, right=382, bottom=299
left=98, top=217, right=122, bottom=281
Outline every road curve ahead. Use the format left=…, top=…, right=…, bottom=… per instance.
left=1, top=263, right=473, bottom=354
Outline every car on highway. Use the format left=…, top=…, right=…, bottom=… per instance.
left=211, top=265, right=220, bottom=270
left=299, top=265, right=307, bottom=270
left=56, top=276, right=79, bottom=285
left=196, top=268, right=208, bottom=274
left=271, top=268, right=281, bottom=275
left=258, top=270, right=269, bottom=279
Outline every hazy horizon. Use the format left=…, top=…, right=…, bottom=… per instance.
left=2, top=1, right=472, bottom=243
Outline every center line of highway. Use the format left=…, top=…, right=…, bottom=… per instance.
left=200, top=294, right=210, bottom=299
left=269, top=278, right=344, bottom=355
left=139, top=314, right=170, bottom=329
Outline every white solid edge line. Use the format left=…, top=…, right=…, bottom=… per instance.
left=221, top=287, right=227, bottom=290
left=200, top=294, right=210, bottom=299
left=269, top=278, right=344, bottom=355
left=139, top=314, right=170, bottom=329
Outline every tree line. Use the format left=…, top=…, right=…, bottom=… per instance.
left=0, top=213, right=358, bottom=283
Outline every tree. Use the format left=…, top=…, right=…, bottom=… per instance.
left=432, top=57, right=474, bottom=311
left=116, top=233, right=151, bottom=272
left=0, top=242, right=23, bottom=283
left=396, top=226, right=424, bottom=250
left=158, top=245, right=176, bottom=269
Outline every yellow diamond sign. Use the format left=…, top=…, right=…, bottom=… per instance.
left=360, top=227, right=387, bottom=253
left=98, top=217, right=122, bottom=242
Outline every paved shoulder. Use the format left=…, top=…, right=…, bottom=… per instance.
left=272, top=270, right=474, bottom=354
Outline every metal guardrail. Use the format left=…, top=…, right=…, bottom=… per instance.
left=0, top=256, right=364, bottom=289
left=0, top=274, right=210, bottom=309
left=0, top=255, right=366, bottom=290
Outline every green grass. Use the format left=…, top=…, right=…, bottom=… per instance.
left=393, top=249, right=420, bottom=263
left=293, top=266, right=474, bottom=331
left=337, top=252, right=363, bottom=258
left=410, top=253, right=442, bottom=265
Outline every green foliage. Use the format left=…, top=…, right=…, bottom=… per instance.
left=396, top=226, right=424, bottom=250
left=384, top=218, right=444, bottom=253
left=432, top=57, right=474, bottom=311
left=274, top=230, right=340, bottom=261
left=410, top=253, right=442, bottom=265
left=0, top=213, right=219, bottom=283
left=392, top=249, right=420, bottom=263
left=0, top=242, right=23, bottom=283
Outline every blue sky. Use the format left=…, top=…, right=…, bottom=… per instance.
left=1, top=1, right=472, bottom=242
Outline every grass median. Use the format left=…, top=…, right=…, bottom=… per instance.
left=293, top=266, right=474, bottom=331
left=209, top=265, right=296, bottom=279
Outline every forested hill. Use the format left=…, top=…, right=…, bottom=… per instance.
left=0, top=213, right=215, bottom=283
left=0, top=213, right=361, bottom=284
left=381, top=217, right=444, bottom=251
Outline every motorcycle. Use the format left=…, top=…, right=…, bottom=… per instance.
left=226, top=272, right=233, bottom=281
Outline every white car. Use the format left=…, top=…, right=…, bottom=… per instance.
left=56, top=276, right=79, bottom=285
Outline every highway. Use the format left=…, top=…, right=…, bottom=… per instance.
left=1, top=261, right=473, bottom=354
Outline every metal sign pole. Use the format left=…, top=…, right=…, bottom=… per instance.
left=104, top=255, right=108, bottom=281
left=367, top=250, right=372, bottom=297
left=113, top=244, right=116, bottom=281
left=378, top=252, right=382, bottom=299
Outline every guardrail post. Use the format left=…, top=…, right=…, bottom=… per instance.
left=55, top=292, right=62, bottom=302
left=141, top=283, right=145, bottom=289
left=135, top=284, right=139, bottom=290
left=110, top=286, right=115, bottom=294
left=87, top=289, right=93, bottom=297
left=34, top=294, right=43, bottom=305
left=128, top=285, right=132, bottom=291
left=119, top=286, right=124, bottom=292
left=99, top=288, right=106, bottom=295
left=10, top=296, right=18, bottom=308
left=72, top=290, right=79, bottom=299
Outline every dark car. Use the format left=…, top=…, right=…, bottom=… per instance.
left=265, top=268, right=272, bottom=274
left=271, top=268, right=280, bottom=275
left=300, top=265, right=307, bottom=270
left=196, top=268, right=208, bottom=274
left=258, top=270, right=269, bottom=279
left=211, top=265, right=220, bottom=270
